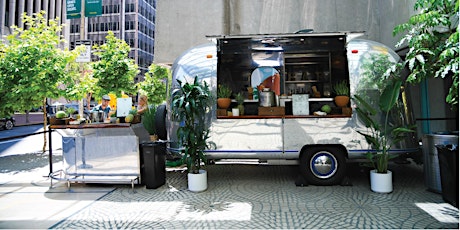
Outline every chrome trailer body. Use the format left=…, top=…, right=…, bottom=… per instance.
left=167, top=33, right=419, bottom=185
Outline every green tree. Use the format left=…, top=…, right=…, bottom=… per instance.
left=91, top=31, right=139, bottom=98
left=393, top=0, right=459, bottom=109
left=137, top=63, right=170, bottom=105
left=0, top=11, right=77, bottom=152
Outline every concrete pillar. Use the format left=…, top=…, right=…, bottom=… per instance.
left=8, top=0, right=16, bottom=27
left=17, top=0, right=25, bottom=28
left=49, top=0, right=56, bottom=20
left=43, top=0, right=49, bottom=20
left=35, top=0, right=41, bottom=13
left=27, top=0, right=33, bottom=17
left=56, top=0, right=63, bottom=23
left=0, top=0, right=5, bottom=35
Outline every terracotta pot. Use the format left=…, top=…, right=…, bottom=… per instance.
left=334, top=96, right=350, bottom=107
left=217, top=98, right=231, bottom=109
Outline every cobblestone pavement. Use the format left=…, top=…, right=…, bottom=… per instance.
left=39, top=161, right=457, bottom=229
left=0, top=150, right=458, bottom=229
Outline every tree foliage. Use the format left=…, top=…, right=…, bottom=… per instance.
left=393, top=0, right=459, bottom=109
left=64, top=63, right=98, bottom=101
left=91, top=31, right=139, bottom=98
left=137, top=63, right=170, bottom=105
left=0, top=11, right=77, bottom=117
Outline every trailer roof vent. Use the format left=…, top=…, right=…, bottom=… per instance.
left=295, top=29, right=314, bottom=34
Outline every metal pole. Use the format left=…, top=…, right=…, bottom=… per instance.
left=78, top=0, right=85, bottom=117
left=48, top=128, right=53, bottom=175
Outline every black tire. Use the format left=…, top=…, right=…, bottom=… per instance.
left=155, top=104, right=167, bottom=140
left=4, top=120, right=14, bottom=130
left=299, top=146, right=347, bottom=186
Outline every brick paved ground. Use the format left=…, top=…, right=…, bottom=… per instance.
left=1, top=156, right=455, bottom=229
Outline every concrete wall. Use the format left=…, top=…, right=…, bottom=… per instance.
left=154, top=0, right=458, bottom=137
left=154, top=0, right=416, bottom=64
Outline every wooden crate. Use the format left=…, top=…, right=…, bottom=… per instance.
left=217, top=109, right=227, bottom=116
left=258, top=107, right=285, bottom=116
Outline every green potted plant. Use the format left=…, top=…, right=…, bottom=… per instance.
left=217, top=84, right=232, bottom=109
left=333, top=80, right=350, bottom=107
left=172, top=76, right=215, bottom=192
left=110, top=111, right=117, bottom=123
left=235, top=92, right=245, bottom=116
left=141, top=105, right=158, bottom=140
left=354, top=78, right=415, bottom=193
left=65, top=107, right=76, bottom=119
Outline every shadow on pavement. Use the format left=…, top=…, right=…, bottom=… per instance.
left=0, top=153, right=62, bottom=174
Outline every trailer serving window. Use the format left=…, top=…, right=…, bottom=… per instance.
left=215, top=34, right=350, bottom=118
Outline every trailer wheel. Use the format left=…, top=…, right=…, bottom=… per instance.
left=299, top=146, right=346, bottom=185
left=155, top=104, right=167, bottom=140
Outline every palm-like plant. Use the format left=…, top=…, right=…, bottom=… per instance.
left=354, top=78, right=415, bottom=173
left=171, top=76, right=215, bottom=174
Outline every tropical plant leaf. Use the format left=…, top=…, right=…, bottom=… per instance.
left=379, top=79, right=402, bottom=112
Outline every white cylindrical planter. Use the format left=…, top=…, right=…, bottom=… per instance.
left=370, top=169, right=393, bottom=193
left=188, top=169, right=207, bottom=192
left=232, top=108, right=239, bottom=116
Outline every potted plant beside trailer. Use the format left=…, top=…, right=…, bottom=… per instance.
left=172, top=76, right=214, bottom=192
left=354, top=78, right=415, bottom=193
left=141, top=105, right=158, bottom=141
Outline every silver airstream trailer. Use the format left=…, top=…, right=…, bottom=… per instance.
left=165, top=32, right=418, bottom=185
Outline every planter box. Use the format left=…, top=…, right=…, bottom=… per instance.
left=258, top=107, right=285, bottom=116
left=217, top=109, right=227, bottom=116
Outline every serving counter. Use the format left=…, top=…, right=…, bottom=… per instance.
left=49, top=123, right=150, bottom=188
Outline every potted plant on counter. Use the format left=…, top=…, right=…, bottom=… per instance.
left=235, top=92, right=245, bottom=116
left=217, top=84, right=232, bottom=109
left=333, top=80, right=350, bottom=107
left=354, top=78, right=415, bottom=193
left=172, top=76, right=215, bottom=192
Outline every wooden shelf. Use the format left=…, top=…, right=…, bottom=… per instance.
left=285, top=80, right=318, bottom=83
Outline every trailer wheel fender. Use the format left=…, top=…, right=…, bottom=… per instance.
left=155, top=104, right=167, bottom=140
left=298, top=145, right=347, bottom=186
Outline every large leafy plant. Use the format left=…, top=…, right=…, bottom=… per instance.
left=354, top=78, right=415, bottom=173
left=171, top=77, right=215, bottom=174
left=393, top=0, right=458, bottom=109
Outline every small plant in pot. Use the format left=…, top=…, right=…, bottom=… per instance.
left=235, top=92, right=245, bottom=116
left=354, top=77, right=415, bottom=193
left=141, top=105, right=158, bottom=141
left=172, top=76, right=215, bottom=192
left=217, top=84, right=232, bottom=109
left=333, top=80, right=350, bottom=107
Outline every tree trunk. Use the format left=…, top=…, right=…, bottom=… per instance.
left=42, top=98, right=48, bottom=154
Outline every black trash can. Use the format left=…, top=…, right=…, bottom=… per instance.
left=435, top=144, right=459, bottom=208
left=140, top=141, right=166, bottom=189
